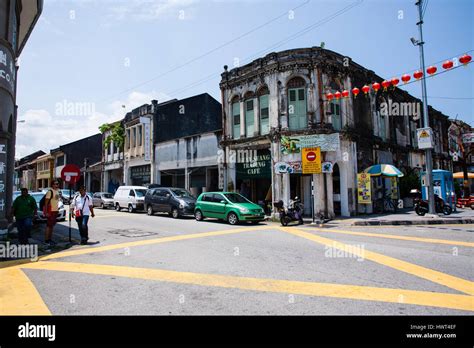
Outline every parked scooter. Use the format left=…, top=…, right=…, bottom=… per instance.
left=274, top=197, right=304, bottom=226
left=412, top=189, right=452, bottom=216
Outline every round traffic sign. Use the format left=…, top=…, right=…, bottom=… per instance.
left=306, top=151, right=316, bottom=161
left=61, top=164, right=82, bottom=184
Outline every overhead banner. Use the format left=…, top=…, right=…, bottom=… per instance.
left=302, top=147, right=322, bottom=174
left=357, top=173, right=371, bottom=204
left=281, top=133, right=340, bottom=154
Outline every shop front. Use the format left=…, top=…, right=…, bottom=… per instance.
left=235, top=149, right=272, bottom=213
left=130, top=164, right=151, bottom=186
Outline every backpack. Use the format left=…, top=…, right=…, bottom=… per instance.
left=39, top=189, right=53, bottom=212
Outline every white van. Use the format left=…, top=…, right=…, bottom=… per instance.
left=114, top=186, right=148, bottom=213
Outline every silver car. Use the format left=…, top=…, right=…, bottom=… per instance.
left=92, top=192, right=114, bottom=209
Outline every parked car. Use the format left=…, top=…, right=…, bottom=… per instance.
left=59, top=189, right=74, bottom=204
left=194, top=192, right=265, bottom=225
left=145, top=187, right=196, bottom=218
left=92, top=192, right=114, bottom=209
left=113, top=186, right=148, bottom=213
left=29, top=192, right=67, bottom=222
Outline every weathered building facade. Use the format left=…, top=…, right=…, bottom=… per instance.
left=14, top=150, right=45, bottom=190
left=153, top=93, right=222, bottom=195
left=220, top=47, right=451, bottom=218
left=102, top=120, right=124, bottom=193
left=0, top=0, right=42, bottom=237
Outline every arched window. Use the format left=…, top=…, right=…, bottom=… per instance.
left=257, top=86, right=270, bottom=135
left=287, top=77, right=307, bottom=130
left=231, top=96, right=240, bottom=139
left=244, top=92, right=255, bottom=137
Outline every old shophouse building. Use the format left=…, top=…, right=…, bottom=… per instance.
left=153, top=93, right=222, bottom=196
left=220, top=47, right=451, bottom=218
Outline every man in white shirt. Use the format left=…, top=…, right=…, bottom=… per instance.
left=71, top=186, right=95, bottom=245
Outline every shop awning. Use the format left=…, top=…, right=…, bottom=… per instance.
left=453, top=172, right=474, bottom=179
left=364, top=164, right=404, bottom=177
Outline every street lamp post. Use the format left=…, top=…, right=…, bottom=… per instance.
left=414, top=0, right=436, bottom=215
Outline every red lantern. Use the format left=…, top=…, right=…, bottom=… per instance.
left=334, top=91, right=342, bottom=99
left=382, top=80, right=391, bottom=91
left=372, top=82, right=381, bottom=92
left=426, top=66, right=437, bottom=75
left=352, top=87, right=360, bottom=97
left=413, top=70, right=423, bottom=79
left=459, top=54, right=472, bottom=65
left=362, top=85, right=370, bottom=95
left=442, top=60, right=453, bottom=69
left=391, top=77, right=399, bottom=86
left=326, top=92, right=334, bottom=101
left=342, top=90, right=349, bottom=98
left=401, top=74, right=411, bottom=83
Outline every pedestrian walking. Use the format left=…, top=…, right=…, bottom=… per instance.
left=71, top=186, right=95, bottom=245
left=43, top=180, right=61, bottom=247
left=11, top=188, right=37, bottom=244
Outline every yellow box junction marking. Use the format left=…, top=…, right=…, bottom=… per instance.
left=20, top=261, right=474, bottom=312
left=0, top=267, right=51, bottom=315
left=307, top=227, right=474, bottom=247
left=281, top=227, right=474, bottom=296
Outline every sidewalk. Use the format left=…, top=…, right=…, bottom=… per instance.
left=312, top=207, right=474, bottom=227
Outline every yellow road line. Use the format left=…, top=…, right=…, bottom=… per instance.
left=307, top=227, right=474, bottom=247
left=0, top=225, right=273, bottom=268
left=350, top=223, right=474, bottom=228
left=0, top=268, right=51, bottom=315
left=20, top=261, right=474, bottom=312
left=281, top=227, right=474, bottom=296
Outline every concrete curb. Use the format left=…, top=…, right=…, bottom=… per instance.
left=352, top=218, right=474, bottom=226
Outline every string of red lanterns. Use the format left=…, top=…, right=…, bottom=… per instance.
left=324, top=53, right=472, bottom=101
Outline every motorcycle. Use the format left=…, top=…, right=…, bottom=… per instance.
left=413, top=190, right=452, bottom=216
left=274, top=197, right=304, bottom=226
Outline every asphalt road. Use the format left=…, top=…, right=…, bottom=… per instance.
left=1, top=207, right=473, bottom=315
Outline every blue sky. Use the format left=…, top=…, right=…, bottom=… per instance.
left=15, top=0, right=473, bottom=158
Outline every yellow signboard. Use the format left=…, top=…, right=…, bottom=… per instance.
left=302, top=147, right=321, bottom=174
left=390, top=177, right=398, bottom=199
left=357, top=173, right=371, bottom=204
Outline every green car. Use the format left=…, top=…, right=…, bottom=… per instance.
left=194, top=192, right=265, bottom=225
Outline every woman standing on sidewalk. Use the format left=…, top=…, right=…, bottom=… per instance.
left=71, top=186, right=95, bottom=245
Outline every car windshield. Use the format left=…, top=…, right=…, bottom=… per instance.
left=102, top=193, right=113, bottom=198
left=224, top=193, right=251, bottom=204
left=171, top=189, right=194, bottom=198
left=135, top=190, right=147, bottom=197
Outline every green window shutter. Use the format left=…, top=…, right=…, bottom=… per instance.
left=232, top=102, right=240, bottom=139
left=245, top=99, right=254, bottom=137
left=259, top=94, right=269, bottom=135
left=288, top=87, right=307, bottom=130
left=332, top=101, right=342, bottom=131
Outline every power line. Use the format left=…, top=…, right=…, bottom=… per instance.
left=162, top=0, right=364, bottom=100
left=422, top=0, right=429, bottom=19
left=96, top=0, right=311, bottom=104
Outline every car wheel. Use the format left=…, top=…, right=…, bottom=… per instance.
left=101, top=203, right=105, bottom=209
left=195, top=209, right=203, bottom=221
left=115, top=203, right=121, bottom=211
left=171, top=207, right=180, bottom=219
left=227, top=212, right=239, bottom=225
left=147, top=205, right=154, bottom=216
left=128, top=204, right=135, bottom=213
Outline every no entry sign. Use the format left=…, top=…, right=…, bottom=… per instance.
left=61, top=164, right=82, bottom=184
left=302, top=147, right=321, bottom=174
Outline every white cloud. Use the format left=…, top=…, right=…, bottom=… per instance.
left=15, top=90, right=171, bottom=159
left=106, top=0, right=197, bottom=22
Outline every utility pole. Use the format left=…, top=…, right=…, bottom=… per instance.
left=415, top=0, right=436, bottom=215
